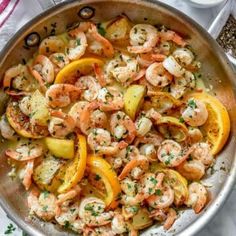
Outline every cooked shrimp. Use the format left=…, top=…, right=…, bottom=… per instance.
left=121, top=178, right=138, bottom=198
left=191, top=142, right=214, bottom=166
left=5, top=142, right=43, bottom=161
left=79, top=101, right=107, bottom=134
left=182, top=98, right=208, bottom=127
left=57, top=185, right=81, bottom=205
left=108, top=145, right=139, bottom=170
left=22, top=160, right=34, bottom=190
left=111, top=213, right=128, bottom=234
left=49, top=53, right=69, bottom=74
left=110, top=54, right=139, bottom=83
left=28, top=189, right=59, bottom=221
left=31, top=55, right=55, bottom=91
left=137, top=52, right=166, bottom=68
left=0, top=114, right=17, bottom=140
left=69, top=101, right=89, bottom=127
left=39, top=36, right=65, bottom=56
left=163, top=208, right=177, bottom=230
left=87, top=24, right=114, bottom=58
left=170, top=71, right=195, bottom=99
left=139, top=172, right=164, bottom=198
left=159, top=29, right=186, bottom=47
left=146, top=62, right=173, bottom=87
left=185, top=182, right=208, bottom=213
left=55, top=203, right=84, bottom=233
left=79, top=197, right=113, bottom=226
left=121, top=193, right=144, bottom=206
left=48, top=110, right=76, bottom=138
left=3, top=64, right=33, bottom=95
left=146, top=184, right=175, bottom=209
left=46, top=84, right=81, bottom=108
left=163, top=55, right=185, bottom=77
left=177, top=159, right=205, bottom=180
left=87, top=128, right=121, bottom=155
left=135, top=131, right=163, bottom=147
left=97, top=87, right=124, bottom=111
left=157, top=140, right=192, bottom=167
left=75, top=75, right=101, bottom=102
left=155, top=41, right=171, bottom=56
left=118, top=155, right=149, bottom=180
left=139, top=143, right=157, bottom=161
left=135, top=116, right=153, bottom=137
left=110, top=111, right=136, bottom=144
left=19, top=96, right=32, bottom=116
left=67, top=30, right=87, bottom=60
left=128, top=24, right=158, bottom=53
left=93, top=63, right=107, bottom=86
left=173, top=48, right=194, bottom=66
left=188, top=128, right=203, bottom=144
left=149, top=208, right=167, bottom=222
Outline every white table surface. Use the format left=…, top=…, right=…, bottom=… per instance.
left=0, top=0, right=235, bottom=235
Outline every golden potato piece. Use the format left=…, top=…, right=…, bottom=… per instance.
left=33, top=155, right=65, bottom=192
left=105, top=15, right=132, bottom=44
left=30, top=90, right=50, bottom=126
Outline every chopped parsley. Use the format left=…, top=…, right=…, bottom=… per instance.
left=188, top=99, right=197, bottom=109
left=76, top=38, right=81, bottom=46
left=94, top=174, right=101, bottom=181
left=42, top=190, right=49, bottom=199
left=97, top=23, right=106, bottom=36
left=56, top=55, right=64, bottom=62
left=64, top=221, right=71, bottom=229
left=179, top=116, right=184, bottom=123
left=155, top=189, right=162, bottom=196
left=4, top=223, right=16, bottom=235
left=150, top=177, right=157, bottom=185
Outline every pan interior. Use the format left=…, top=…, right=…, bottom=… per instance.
left=0, top=1, right=235, bottom=235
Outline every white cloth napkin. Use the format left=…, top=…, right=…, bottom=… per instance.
left=0, top=0, right=57, bottom=51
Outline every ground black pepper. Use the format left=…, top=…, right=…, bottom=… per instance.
left=217, top=15, right=236, bottom=58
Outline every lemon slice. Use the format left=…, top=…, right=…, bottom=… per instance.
left=189, top=92, right=230, bottom=155
left=55, top=57, right=104, bottom=84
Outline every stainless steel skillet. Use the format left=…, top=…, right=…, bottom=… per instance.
left=0, top=1, right=236, bottom=235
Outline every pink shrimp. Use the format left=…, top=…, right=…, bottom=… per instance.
left=87, top=24, right=114, bottom=58
left=3, top=64, right=33, bottom=95
left=31, top=55, right=55, bottom=91
left=22, top=160, right=34, bottom=190
left=159, top=30, right=187, bottom=47
left=110, top=111, right=137, bottom=144
left=93, top=63, right=107, bottom=86
left=57, top=185, right=81, bottom=206
left=46, top=84, right=81, bottom=108
left=48, top=110, right=76, bottom=138
left=5, top=143, right=43, bottom=161
left=118, top=155, right=149, bottom=180
left=97, top=87, right=124, bottom=111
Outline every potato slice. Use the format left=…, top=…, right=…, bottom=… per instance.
left=45, top=137, right=74, bottom=159
left=124, top=85, right=146, bottom=120
left=131, top=208, right=153, bottom=230
left=33, top=155, right=65, bottom=192
left=151, top=163, right=188, bottom=206
left=105, top=15, right=132, bottom=44
left=30, top=90, right=50, bottom=126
